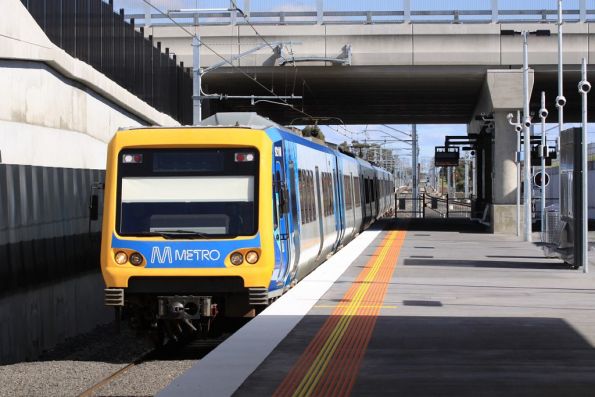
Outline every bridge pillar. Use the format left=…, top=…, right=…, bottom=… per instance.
left=469, top=69, right=533, bottom=235
left=491, top=111, right=524, bottom=234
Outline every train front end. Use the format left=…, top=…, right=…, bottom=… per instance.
left=100, top=127, right=274, bottom=336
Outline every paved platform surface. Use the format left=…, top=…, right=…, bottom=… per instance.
left=161, top=219, right=595, bottom=397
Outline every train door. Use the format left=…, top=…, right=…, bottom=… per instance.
left=272, top=142, right=291, bottom=289
left=287, top=160, right=300, bottom=284
left=375, top=178, right=379, bottom=216
left=314, top=166, right=324, bottom=259
left=333, top=162, right=344, bottom=250
left=351, top=173, right=357, bottom=228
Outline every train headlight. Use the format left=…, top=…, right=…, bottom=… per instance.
left=230, top=252, right=244, bottom=266
left=129, top=252, right=144, bottom=266
left=115, top=251, right=128, bottom=265
left=245, top=251, right=259, bottom=264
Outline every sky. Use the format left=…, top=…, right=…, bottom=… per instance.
left=319, top=122, right=594, bottom=168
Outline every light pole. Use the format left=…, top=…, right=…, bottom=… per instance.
left=521, top=30, right=533, bottom=242
left=182, top=8, right=302, bottom=125
left=502, top=28, right=550, bottom=241
left=508, top=110, right=522, bottom=238
left=447, top=167, right=452, bottom=197
left=192, top=35, right=202, bottom=124
left=539, top=92, right=548, bottom=241
left=578, top=58, right=590, bottom=272
left=472, top=153, right=477, bottom=197
left=464, top=154, right=469, bottom=199
left=556, top=0, right=566, bottom=219
left=412, top=124, right=419, bottom=217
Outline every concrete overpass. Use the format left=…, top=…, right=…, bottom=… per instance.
left=147, top=23, right=595, bottom=124
left=147, top=22, right=594, bottom=234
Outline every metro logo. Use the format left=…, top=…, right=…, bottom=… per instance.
left=150, top=246, right=222, bottom=264
left=151, top=246, right=172, bottom=264
left=111, top=233, right=260, bottom=269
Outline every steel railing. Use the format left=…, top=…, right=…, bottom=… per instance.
left=122, top=1, right=594, bottom=27
left=395, top=192, right=473, bottom=219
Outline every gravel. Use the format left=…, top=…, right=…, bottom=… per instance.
left=91, top=335, right=230, bottom=396
left=0, top=322, right=153, bottom=397
left=91, top=360, right=197, bottom=396
left=0, top=322, right=236, bottom=397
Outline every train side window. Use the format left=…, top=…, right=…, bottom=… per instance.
left=343, top=175, right=352, bottom=210
left=349, top=175, right=354, bottom=210
left=330, top=173, right=335, bottom=215
left=324, top=173, right=328, bottom=216
left=372, top=179, right=376, bottom=202
left=310, top=171, right=316, bottom=221
left=327, top=173, right=331, bottom=216
left=298, top=169, right=305, bottom=224
left=307, top=170, right=312, bottom=222
left=273, top=175, right=279, bottom=229
left=306, top=171, right=314, bottom=222
left=328, top=173, right=332, bottom=216
left=354, top=176, right=361, bottom=207
left=325, top=173, right=330, bottom=216
left=322, top=172, right=331, bottom=216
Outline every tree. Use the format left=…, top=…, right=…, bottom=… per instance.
left=302, top=125, right=325, bottom=140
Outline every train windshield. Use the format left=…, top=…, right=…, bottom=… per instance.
left=117, top=148, right=259, bottom=237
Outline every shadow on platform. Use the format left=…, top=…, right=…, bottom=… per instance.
left=384, top=218, right=490, bottom=233
left=235, top=315, right=595, bottom=397
left=403, top=258, right=572, bottom=270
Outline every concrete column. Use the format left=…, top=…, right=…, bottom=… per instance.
left=491, top=111, right=523, bottom=234
left=492, top=112, right=517, bottom=204
left=469, top=69, right=533, bottom=235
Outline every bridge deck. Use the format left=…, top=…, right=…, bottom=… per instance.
left=159, top=219, right=595, bottom=397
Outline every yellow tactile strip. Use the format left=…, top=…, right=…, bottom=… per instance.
left=273, top=230, right=406, bottom=397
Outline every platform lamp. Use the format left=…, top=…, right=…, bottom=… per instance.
left=501, top=28, right=551, bottom=242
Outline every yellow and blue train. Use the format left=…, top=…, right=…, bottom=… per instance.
left=100, top=113, right=394, bottom=337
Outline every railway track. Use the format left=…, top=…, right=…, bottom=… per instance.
left=77, top=333, right=231, bottom=397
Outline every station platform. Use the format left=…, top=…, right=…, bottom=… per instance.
left=159, top=219, right=595, bottom=397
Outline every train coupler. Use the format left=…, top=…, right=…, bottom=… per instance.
left=157, top=296, right=213, bottom=320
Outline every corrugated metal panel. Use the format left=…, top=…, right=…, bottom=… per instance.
left=0, top=164, right=105, bottom=297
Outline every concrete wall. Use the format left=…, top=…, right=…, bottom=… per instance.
left=0, top=0, right=178, bottom=363
left=0, top=61, right=140, bottom=168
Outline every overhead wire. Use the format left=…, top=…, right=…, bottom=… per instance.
left=230, top=0, right=311, bottom=111
left=229, top=0, right=289, bottom=64
left=139, top=0, right=316, bottom=120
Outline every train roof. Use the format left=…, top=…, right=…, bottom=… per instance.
left=200, top=112, right=287, bottom=131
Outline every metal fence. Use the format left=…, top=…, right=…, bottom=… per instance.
left=20, top=0, right=193, bottom=125
left=395, top=194, right=423, bottom=218
left=422, top=194, right=473, bottom=218
left=395, top=192, right=473, bottom=219
left=123, top=0, right=594, bottom=26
